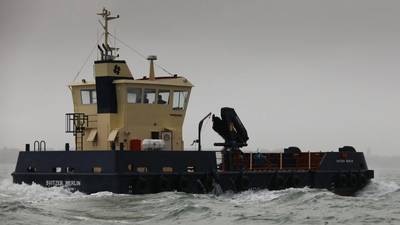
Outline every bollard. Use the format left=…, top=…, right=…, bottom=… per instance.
left=65, top=143, right=70, bottom=151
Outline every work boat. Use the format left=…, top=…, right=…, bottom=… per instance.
left=12, top=8, right=374, bottom=196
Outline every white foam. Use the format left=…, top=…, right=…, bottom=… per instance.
left=88, top=191, right=116, bottom=197
left=0, top=178, right=85, bottom=203
left=228, top=189, right=283, bottom=204
left=357, top=180, right=400, bottom=198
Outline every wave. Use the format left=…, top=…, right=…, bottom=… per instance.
left=226, top=187, right=335, bottom=206
left=356, top=179, right=400, bottom=198
left=1, top=175, right=400, bottom=225
left=2, top=176, right=399, bottom=203
left=0, top=178, right=85, bottom=203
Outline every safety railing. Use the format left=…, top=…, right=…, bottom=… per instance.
left=220, top=151, right=324, bottom=171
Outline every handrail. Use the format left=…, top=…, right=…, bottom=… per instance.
left=33, top=140, right=46, bottom=151
left=40, top=140, right=46, bottom=151
left=219, top=151, right=323, bottom=172
left=33, top=141, right=40, bottom=152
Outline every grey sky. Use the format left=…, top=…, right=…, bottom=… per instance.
left=0, top=0, right=399, bottom=156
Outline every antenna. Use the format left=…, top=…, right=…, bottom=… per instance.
left=97, top=7, right=119, bottom=60
left=114, top=28, right=116, bottom=52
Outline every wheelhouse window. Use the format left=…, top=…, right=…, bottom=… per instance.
left=81, top=89, right=97, bottom=105
left=144, top=89, right=156, bottom=104
left=173, top=90, right=188, bottom=110
left=127, top=88, right=142, bottom=103
left=157, top=90, right=170, bottom=104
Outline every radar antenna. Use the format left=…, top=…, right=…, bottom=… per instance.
left=97, top=8, right=120, bottom=60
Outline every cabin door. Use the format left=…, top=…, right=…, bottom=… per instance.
left=161, top=131, right=173, bottom=150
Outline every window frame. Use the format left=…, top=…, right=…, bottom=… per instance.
left=144, top=88, right=156, bottom=104
left=172, top=90, right=188, bottom=110
left=80, top=89, right=97, bottom=105
left=127, top=87, right=143, bottom=104
left=157, top=89, right=170, bottom=105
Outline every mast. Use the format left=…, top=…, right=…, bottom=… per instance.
left=97, top=8, right=119, bottom=60
left=147, top=55, right=157, bottom=80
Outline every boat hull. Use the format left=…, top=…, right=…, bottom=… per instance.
left=11, top=150, right=374, bottom=196
left=12, top=170, right=373, bottom=196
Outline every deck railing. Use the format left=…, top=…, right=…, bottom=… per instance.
left=219, top=151, right=324, bottom=171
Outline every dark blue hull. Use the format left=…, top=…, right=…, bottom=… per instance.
left=11, top=150, right=374, bottom=196
left=12, top=170, right=373, bottom=196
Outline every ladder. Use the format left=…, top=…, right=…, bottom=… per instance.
left=65, top=113, right=88, bottom=150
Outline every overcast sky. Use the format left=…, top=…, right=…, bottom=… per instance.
left=1, top=0, right=399, bottom=156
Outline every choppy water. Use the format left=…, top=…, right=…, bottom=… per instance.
left=1, top=163, right=400, bottom=225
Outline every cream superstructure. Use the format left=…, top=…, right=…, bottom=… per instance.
left=68, top=8, right=192, bottom=151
